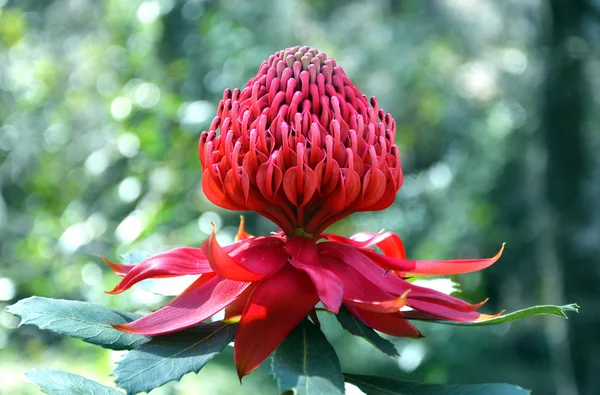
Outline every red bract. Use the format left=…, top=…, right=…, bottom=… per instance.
left=106, top=222, right=503, bottom=378
left=199, top=46, right=401, bottom=236
left=106, top=46, right=504, bottom=379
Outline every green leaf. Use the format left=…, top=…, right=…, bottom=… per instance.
left=272, top=319, right=345, bottom=395
left=430, top=303, right=579, bottom=327
left=6, top=296, right=148, bottom=350
left=336, top=306, right=399, bottom=358
left=344, top=373, right=531, bottom=395
left=25, top=369, right=124, bottom=395
left=112, top=321, right=236, bottom=394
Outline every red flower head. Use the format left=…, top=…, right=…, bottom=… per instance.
left=199, top=46, right=401, bottom=236
left=105, top=46, right=504, bottom=379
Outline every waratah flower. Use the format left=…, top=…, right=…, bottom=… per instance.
left=199, top=46, right=401, bottom=236
left=105, top=46, right=504, bottom=379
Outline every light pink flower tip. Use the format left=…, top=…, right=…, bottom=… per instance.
left=199, top=46, right=402, bottom=236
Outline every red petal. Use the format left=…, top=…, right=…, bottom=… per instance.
left=402, top=309, right=502, bottom=322
left=207, top=227, right=270, bottom=282
left=346, top=306, right=423, bottom=338
left=202, top=169, right=245, bottom=210
left=323, top=231, right=406, bottom=259
left=320, top=242, right=484, bottom=314
left=406, top=299, right=483, bottom=322
left=224, top=168, right=269, bottom=211
left=403, top=286, right=487, bottom=313
left=256, top=159, right=283, bottom=203
left=360, top=175, right=397, bottom=211
left=322, top=170, right=346, bottom=212
left=241, top=169, right=271, bottom=211
left=101, top=258, right=135, bottom=277
left=342, top=169, right=362, bottom=208
left=318, top=242, right=414, bottom=289
left=282, top=165, right=318, bottom=207
left=344, top=291, right=409, bottom=313
left=233, top=238, right=288, bottom=276
left=314, top=156, right=340, bottom=197
left=284, top=237, right=343, bottom=313
left=224, top=283, right=258, bottom=320
left=403, top=282, right=489, bottom=315
left=234, top=266, right=319, bottom=379
left=360, top=168, right=387, bottom=208
left=104, top=248, right=213, bottom=294
left=366, top=243, right=505, bottom=276
left=321, top=255, right=393, bottom=303
left=225, top=235, right=284, bottom=256
left=113, top=273, right=251, bottom=335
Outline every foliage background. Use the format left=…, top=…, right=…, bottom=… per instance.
left=0, top=0, right=597, bottom=394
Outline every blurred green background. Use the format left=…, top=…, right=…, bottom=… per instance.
left=0, top=0, right=597, bottom=394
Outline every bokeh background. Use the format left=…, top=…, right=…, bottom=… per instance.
left=0, top=0, right=598, bottom=394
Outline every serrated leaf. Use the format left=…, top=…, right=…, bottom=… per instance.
left=344, top=373, right=531, bottom=395
left=6, top=297, right=149, bottom=350
left=113, top=321, right=236, bottom=394
left=272, top=319, right=344, bottom=395
left=336, top=306, right=399, bottom=358
left=25, top=369, right=123, bottom=395
left=430, top=303, right=579, bottom=327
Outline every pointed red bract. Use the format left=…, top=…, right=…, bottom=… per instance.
left=284, top=236, right=343, bottom=313
left=322, top=255, right=395, bottom=303
left=324, top=231, right=407, bottom=259
left=104, top=248, right=212, bottom=294
left=224, top=283, right=257, bottom=320
left=113, top=273, right=251, bottom=336
left=406, top=299, right=485, bottom=322
left=322, top=244, right=492, bottom=319
left=364, top=243, right=505, bottom=275
left=344, top=291, right=409, bottom=313
left=206, top=228, right=270, bottom=282
left=400, top=285, right=488, bottom=313
left=234, top=266, right=319, bottom=379
left=232, top=238, right=288, bottom=276
left=101, top=258, right=135, bottom=277
left=319, top=242, right=415, bottom=291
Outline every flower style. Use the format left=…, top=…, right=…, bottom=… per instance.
left=105, top=46, right=504, bottom=379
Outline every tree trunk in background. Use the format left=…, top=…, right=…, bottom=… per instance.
left=533, top=1, right=592, bottom=394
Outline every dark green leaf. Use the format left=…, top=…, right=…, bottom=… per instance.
left=429, top=304, right=579, bottom=327
left=113, top=321, right=236, bottom=394
left=344, top=373, right=531, bottom=395
left=6, top=297, right=148, bottom=350
left=337, top=306, right=399, bottom=358
left=25, top=369, right=123, bottom=395
left=272, top=319, right=345, bottom=395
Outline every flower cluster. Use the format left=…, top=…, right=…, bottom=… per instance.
left=105, top=46, right=503, bottom=379
left=199, top=46, right=401, bottom=236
